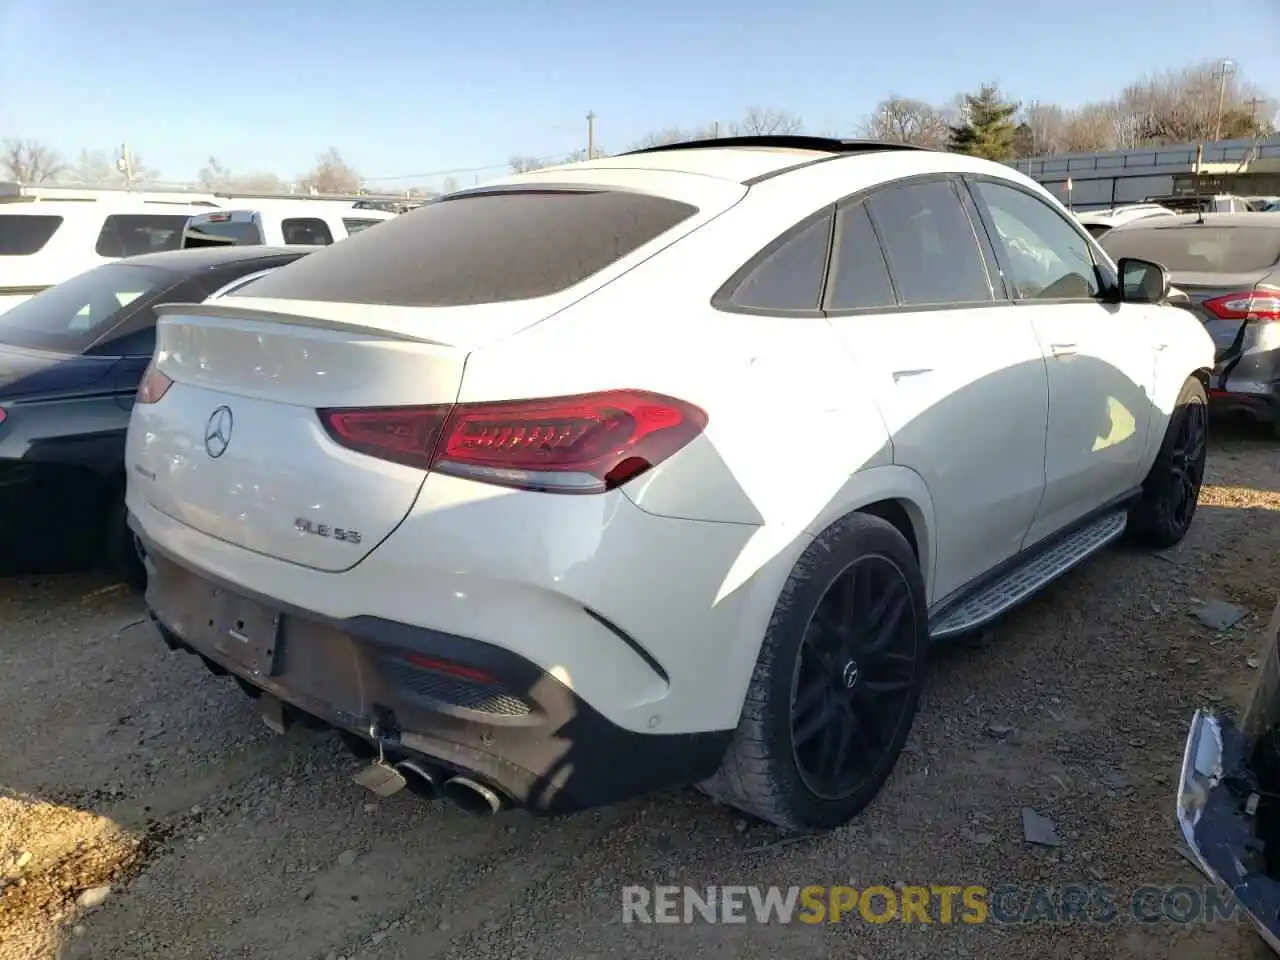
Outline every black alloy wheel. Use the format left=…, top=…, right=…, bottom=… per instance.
left=789, top=555, right=920, bottom=801
left=1166, top=395, right=1207, bottom=532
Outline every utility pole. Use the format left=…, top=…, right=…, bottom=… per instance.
left=711, top=120, right=720, bottom=139
left=1212, top=59, right=1235, bottom=142
left=116, top=143, right=137, bottom=192
left=1246, top=96, right=1264, bottom=120
left=586, top=110, right=596, bottom=159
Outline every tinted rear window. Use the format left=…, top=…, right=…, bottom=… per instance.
left=342, top=217, right=383, bottom=235
left=0, top=215, right=63, bottom=255
left=184, top=218, right=264, bottom=246
left=243, top=189, right=699, bottom=306
left=1101, top=225, right=1280, bottom=273
left=0, top=263, right=174, bottom=353
left=95, top=214, right=191, bottom=257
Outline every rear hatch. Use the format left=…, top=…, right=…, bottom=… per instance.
left=130, top=172, right=742, bottom=571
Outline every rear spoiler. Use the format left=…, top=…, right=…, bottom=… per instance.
left=152, top=301, right=452, bottom=346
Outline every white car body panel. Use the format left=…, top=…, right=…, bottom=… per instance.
left=127, top=145, right=1217, bottom=741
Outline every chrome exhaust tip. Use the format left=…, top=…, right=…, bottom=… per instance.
left=395, top=759, right=440, bottom=799
left=441, top=776, right=503, bottom=816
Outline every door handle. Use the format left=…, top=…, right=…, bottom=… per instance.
left=892, top=368, right=933, bottom=381
left=1049, top=343, right=1079, bottom=357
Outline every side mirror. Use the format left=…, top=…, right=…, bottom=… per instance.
left=1117, top=257, right=1171, bottom=304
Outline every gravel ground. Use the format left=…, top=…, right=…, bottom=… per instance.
left=2, top=422, right=1278, bottom=960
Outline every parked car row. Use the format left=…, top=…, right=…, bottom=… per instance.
left=0, top=197, right=399, bottom=315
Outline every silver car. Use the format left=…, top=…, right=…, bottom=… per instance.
left=1101, top=214, right=1280, bottom=438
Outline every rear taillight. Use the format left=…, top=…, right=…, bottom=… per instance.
left=318, top=389, right=708, bottom=494
left=0, top=408, right=6, bottom=426
left=1203, top=291, right=1280, bottom=321
left=136, top=364, right=174, bottom=404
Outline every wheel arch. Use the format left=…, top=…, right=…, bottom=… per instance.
left=800, top=465, right=936, bottom=604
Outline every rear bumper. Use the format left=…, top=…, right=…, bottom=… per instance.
left=1208, top=385, right=1280, bottom=424
left=138, top=535, right=733, bottom=814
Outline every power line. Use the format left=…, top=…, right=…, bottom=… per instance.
left=360, top=152, right=571, bottom=183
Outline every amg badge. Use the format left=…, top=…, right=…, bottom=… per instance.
left=294, top=518, right=362, bottom=544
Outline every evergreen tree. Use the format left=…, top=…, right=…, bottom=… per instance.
left=948, top=84, right=1019, bottom=161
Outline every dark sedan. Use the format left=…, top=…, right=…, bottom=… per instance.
left=0, top=245, right=312, bottom=585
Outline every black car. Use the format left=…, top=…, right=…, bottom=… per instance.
left=0, top=245, right=312, bottom=585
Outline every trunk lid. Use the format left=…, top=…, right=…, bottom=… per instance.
left=0, top=343, right=115, bottom=400
left=128, top=300, right=534, bottom=572
left=1168, top=271, right=1274, bottom=365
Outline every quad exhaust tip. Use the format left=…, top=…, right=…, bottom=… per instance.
left=394, top=759, right=440, bottom=799
left=442, top=776, right=504, bottom=816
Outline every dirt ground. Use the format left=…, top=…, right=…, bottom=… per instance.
left=2, top=422, right=1279, bottom=960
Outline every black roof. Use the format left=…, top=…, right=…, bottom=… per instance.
left=116, top=245, right=310, bottom=271
left=618, top=135, right=935, bottom=157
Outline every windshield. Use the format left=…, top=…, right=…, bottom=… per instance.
left=0, top=262, right=175, bottom=353
left=1101, top=225, right=1280, bottom=273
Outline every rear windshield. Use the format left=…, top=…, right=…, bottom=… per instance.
left=342, top=217, right=383, bottom=235
left=0, top=262, right=174, bottom=353
left=183, top=218, right=264, bottom=246
left=95, top=214, right=190, bottom=257
left=0, top=215, right=63, bottom=255
left=242, top=188, right=700, bottom=306
left=1101, top=225, right=1280, bottom=273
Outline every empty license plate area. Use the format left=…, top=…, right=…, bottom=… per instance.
left=208, top=586, right=282, bottom=677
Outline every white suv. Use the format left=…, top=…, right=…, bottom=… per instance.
left=181, top=202, right=395, bottom=249
left=125, top=136, right=1215, bottom=831
left=0, top=200, right=215, bottom=315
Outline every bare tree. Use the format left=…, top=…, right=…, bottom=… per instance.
left=627, top=123, right=722, bottom=150
left=1014, top=102, right=1069, bottom=155
left=440, top=175, right=459, bottom=194
left=509, top=155, right=548, bottom=174
left=860, top=96, right=950, bottom=147
left=66, top=148, right=158, bottom=188
left=198, top=157, right=282, bottom=193
left=299, top=147, right=361, bottom=194
left=730, top=106, right=803, bottom=136
left=1060, top=102, right=1119, bottom=153
left=1, top=138, right=66, bottom=183
left=1116, top=61, right=1275, bottom=145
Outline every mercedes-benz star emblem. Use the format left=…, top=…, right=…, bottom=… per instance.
left=204, top=406, right=233, bottom=459
left=841, top=660, right=860, bottom=690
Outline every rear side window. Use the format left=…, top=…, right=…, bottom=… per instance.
left=0, top=215, right=63, bottom=255
left=184, top=218, right=263, bottom=246
left=243, top=189, right=699, bottom=307
left=282, top=218, right=334, bottom=245
left=727, top=212, right=833, bottom=312
left=343, top=217, right=383, bottom=235
left=95, top=215, right=190, bottom=257
left=826, top=203, right=896, bottom=311
left=868, top=180, right=994, bottom=306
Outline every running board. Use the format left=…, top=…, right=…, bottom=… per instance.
left=928, top=510, right=1128, bottom=639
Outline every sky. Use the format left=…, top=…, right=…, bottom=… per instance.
left=1, top=0, right=1278, bottom=192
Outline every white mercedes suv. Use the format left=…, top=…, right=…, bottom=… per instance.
left=125, top=136, right=1216, bottom=832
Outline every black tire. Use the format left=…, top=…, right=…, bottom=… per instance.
left=699, top=512, right=929, bottom=832
left=103, top=493, right=147, bottom=592
left=1127, top=376, right=1208, bottom=549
